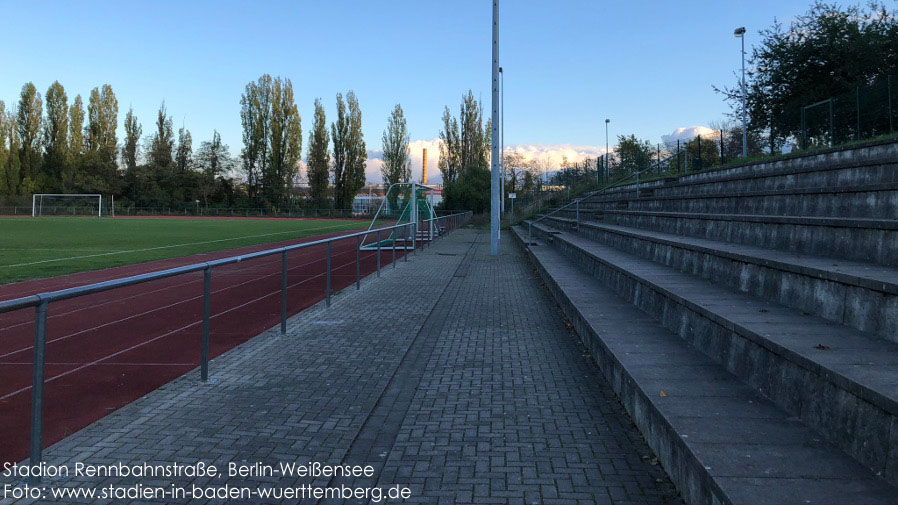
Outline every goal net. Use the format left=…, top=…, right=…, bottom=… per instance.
left=32, top=194, right=103, bottom=217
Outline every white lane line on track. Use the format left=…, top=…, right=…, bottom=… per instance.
left=0, top=243, right=365, bottom=358
left=0, top=222, right=360, bottom=269
left=0, top=248, right=380, bottom=401
left=0, top=236, right=346, bottom=333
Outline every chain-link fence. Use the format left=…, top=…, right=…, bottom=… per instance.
left=801, top=75, right=896, bottom=149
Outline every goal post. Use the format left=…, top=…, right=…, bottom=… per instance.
left=32, top=194, right=103, bottom=217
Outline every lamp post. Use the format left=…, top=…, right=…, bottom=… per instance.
left=500, top=66, right=504, bottom=213
left=604, top=119, right=610, bottom=179
left=490, top=0, right=500, bottom=255
left=734, top=26, right=747, bottom=158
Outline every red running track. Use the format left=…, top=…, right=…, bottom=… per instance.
left=0, top=226, right=418, bottom=465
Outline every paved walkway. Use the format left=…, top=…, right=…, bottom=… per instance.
left=2, top=229, right=681, bottom=505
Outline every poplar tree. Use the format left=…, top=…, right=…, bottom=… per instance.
left=149, top=103, right=174, bottom=168
left=5, top=106, right=21, bottom=194
left=0, top=101, right=7, bottom=193
left=16, top=83, right=42, bottom=190
left=83, top=85, right=118, bottom=193
left=331, top=91, right=367, bottom=210
left=122, top=107, right=141, bottom=173
left=196, top=130, right=232, bottom=204
left=42, top=81, right=68, bottom=190
left=307, top=98, right=330, bottom=208
left=176, top=127, right=192, bottom=173
left=67, top=95, right=84, bottom=191
left=438, top=106, right=460, bottom=183
left=381, top=103, right=410, bottom=210
left=266, top=77, right=302, bottom=208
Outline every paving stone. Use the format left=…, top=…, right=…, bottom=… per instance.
left=1, top=229, right=679, bottom=505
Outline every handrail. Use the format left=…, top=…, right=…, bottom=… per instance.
left=1, top=210, right=472, bottom=478
left=527, top=153, right=676, bottom=244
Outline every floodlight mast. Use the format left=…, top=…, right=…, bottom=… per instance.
left=490, top=0, right=500, bottom=255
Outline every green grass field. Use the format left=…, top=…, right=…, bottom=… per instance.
left=0, top=217, right=375, bottom=285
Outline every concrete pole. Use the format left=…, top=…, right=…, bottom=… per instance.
left=741, top=31, right=748, bottom=157
left=490, top=0, right=500, bottom=256
left=500, top=67, right=505, bottom=214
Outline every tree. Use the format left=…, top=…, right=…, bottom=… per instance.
left=148, top=103, right=174, bottom=168
left=4, top=105, right=21, bottom=195
left=176, top=126, right=192, bottom=173
left=42, top=81, right=68, bottom=191
left=16, top=83, right=42, bottom=191
left=265, top=77, right=302, bottom=208
left=442, top=165, right=490, bottom=213
left=718, top=2, right=898, bottom=150
left=438, top=106, right=460, bottom=183
left=196, top=130, right=232, bottom=205
left=240, top=80, right=262, bottom=199
left=439, top=91, right=492, bottom=213
left=0, top=101, right=7, bottom=194
left=122, top=107, right=141, bottom=173
left=81, top=85, right=118, bottom=194
left=614, top=134, right=654, bottom=176
left=307, top=98, right=330, bottom=208
left=331, top=91, right=366, bottom=210
left=381, top=103, right=410, bottom=210
left=438, top=90, right=490, bottom=185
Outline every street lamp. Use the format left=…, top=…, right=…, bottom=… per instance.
left=734, top=26, right=747, bottom=158
left=604, top=119, right=610, bottom=179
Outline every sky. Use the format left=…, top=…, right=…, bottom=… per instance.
left=0, top=0, right=818, bottom=183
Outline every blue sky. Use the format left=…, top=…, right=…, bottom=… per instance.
left=1, top=0, right=816, bottom=179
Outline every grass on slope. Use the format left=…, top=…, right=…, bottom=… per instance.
left=0, top=217, right=376, bottom=285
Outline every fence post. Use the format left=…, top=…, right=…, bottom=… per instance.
left=636, top=170, right=640, bottom=200
left=356, top=235, right=361, bottom=290
left=829, top=98, right=835, bottom=147
left=856, top=86, right=861, bottom=141
left=326, top=242, right=332, bottom=307
left=376, top=230, right=381, bottom=277
left=280, top=250, right=288, bottom=335
left=889, top=75, right=894, bottom=134
left=201, top=267, right=211, bottom=381
left=575, top=200, right=580, bottom=227
left=29, top=300, right=49, bottom=482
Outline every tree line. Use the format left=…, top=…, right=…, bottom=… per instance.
left=0, top=75, right=419, bottom=212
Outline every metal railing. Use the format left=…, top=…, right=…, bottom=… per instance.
left=528, top=154, right=675, bottom=244
left=0, top=210, right=471, bottom=477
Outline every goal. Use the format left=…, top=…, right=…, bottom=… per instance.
left=32, top=194, right=103, bottom=217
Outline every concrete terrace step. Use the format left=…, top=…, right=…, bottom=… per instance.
left=510, top=225, right=898, bottom=505
left=590, top=209, right=898, bottom=267
left=542, top=215, right=898, bottom=342
left=523, top=221, right=898, bottom=490
left=588, top=140, right=898, bottom=203
left=583, top=183, right=898, bottom=220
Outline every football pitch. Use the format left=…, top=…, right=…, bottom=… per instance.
left=0, top=216, right=373, bottom=284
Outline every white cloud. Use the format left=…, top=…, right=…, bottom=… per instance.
left=363, top=139, right=611, bottom=185
left=661, top=126, right=720, bottom=146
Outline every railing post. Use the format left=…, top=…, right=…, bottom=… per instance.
left=280, top=250, right=288, bottom=335
left=575, top=200, right=579, bottom=227
left=392, top=229, right=397, bottom=267
left=326, top=242, right=332, bottom=307
left=376, top=230, right=381, bottom=277
left=636, top=170, right=640, bottom=200
left=412, top=222, right=417, bottom=254
left=29, top=299, right=49, bottom=482
left=528, top=222, right=532, bottom=245
left=404, top=224, right=409, bottom=262
left=356, top=235, right=361, bottom=290
left=201, top=267, right=211, bottom=381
